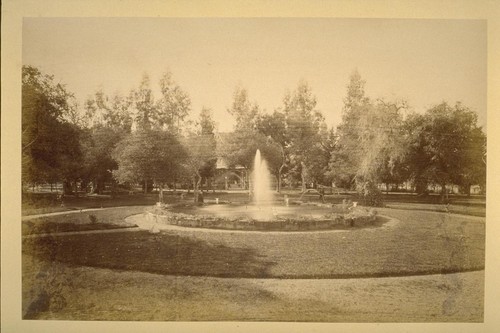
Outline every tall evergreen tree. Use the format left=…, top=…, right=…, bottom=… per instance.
left=282, top=80, right=325, bottom=192
left=156, top=71, right=191, bottom=134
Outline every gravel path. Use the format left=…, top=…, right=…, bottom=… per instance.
left=22, top=226, right=139, bottom=239
left=22, top=207, right=120, bottom=221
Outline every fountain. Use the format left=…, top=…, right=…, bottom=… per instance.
left=149, top=149, right=378, bottom=231
left=252, top=149, right=273, bottom=206
left=250, top=149, right=275, bottom=221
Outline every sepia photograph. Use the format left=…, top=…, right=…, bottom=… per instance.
left=19, top=17, right=487, bottom=322
left=2, top=1, right=500, bottom=332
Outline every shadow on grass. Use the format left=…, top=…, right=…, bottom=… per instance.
left=23, top=230, right=276, bottom=279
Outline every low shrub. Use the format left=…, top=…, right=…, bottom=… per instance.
left=344, top=207, right=377, bottom=226
left=88, top=214, right=98, bottom=224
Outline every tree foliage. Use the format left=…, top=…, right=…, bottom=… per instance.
left=22, top=65, right=82, bottom=192
left=332, top=70, right=407, bottom=205
left=182, top=133, right=217, bottom=201
left=112, top=130, right=187, bottom=193
left=131, top=74, right=156, bottom=131
left=256, top=110, right=288, bottom=191
left=156, top=71, right=191, bottom=133
left=22, top=65, right=486, bottom=202
left=282, top=81, right=326, bottom=192
left=403, top=102, right=486, bottom=198
left=83, top=90, right=133, bottom=131
left=227, top=86, right=260, bottom=131
left=181, top=108, right=218, bottom=201
left=80, top=126, right=124, bottom=193
left=217, top=129, right=282, bottom=190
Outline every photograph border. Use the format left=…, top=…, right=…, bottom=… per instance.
left=2, top=0, right=500, bottom=332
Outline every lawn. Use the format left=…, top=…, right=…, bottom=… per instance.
left=22, top=254, right=484, bottom=321
left=22, top=193, right=162, bottom=216
left=23, top=208, right=485, bottom=278
left=21, top=195, right=486, bottom=321
left=22, top=206, right=145, bottom=236
left=22, top=190, right=486, bottom=217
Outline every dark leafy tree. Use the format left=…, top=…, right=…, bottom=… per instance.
left=282, top=80, right=325, bottom=192
left=198, top=107, right=217, bottom=135
left=80, top=127, right=123, bottom=194
left=81, top=90, right=133, bottom=193
left=256, top=110, right=289, bottom=191
left=404, top=102, right=486, bottom=199
left=217, top=129, right=282, bottom=190
left=112, top=130, right=187, bottom=194
left=22, top=65, right=83, bottom=194
left=179, top=108, right=218, bottom=202
left=197, top=107, right=218, bottom=190
left=182, top=133, right=217, bottom=202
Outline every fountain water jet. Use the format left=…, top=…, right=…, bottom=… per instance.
left=252, top=149, right=273, bottom=206
left=249, top=149, right=275, bottom=220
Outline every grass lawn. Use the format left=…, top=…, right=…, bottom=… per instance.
left=23, top=208, right=485, bottom=278
left=22, top=206, right=145, bottom=236
left=22, top=254, right=484, bottom=321
left=22, top=193, right=162, bottom=216
left=21, top=196, right=486, bottom=321
left=22, top=190, right=486, bottom=217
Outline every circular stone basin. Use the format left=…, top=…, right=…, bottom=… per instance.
left=204, top=203, right=350, bottom=221
left=151, top=203, right=378, bottom=232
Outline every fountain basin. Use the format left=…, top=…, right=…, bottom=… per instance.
left=148, top=203, right=378, bottom=232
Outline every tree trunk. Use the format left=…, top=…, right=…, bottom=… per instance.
left=277, top=146, right=286, bottom=193
left=278, top=163, right=285, bottom=193
left=300, top=162, right=307, bottom=193
left=110, top=180, right=116, bottom=198
left=193, top=177, right=198, bottom=203
left=464, top=184, right=471, bottom=197
left=415, top=177, right=428, bottom=195
left=209, top=177, right=215, bottom=193
left=144, top=179, right=148, bottom=194
left=63, top=180, right=73, bottom=195
left=243, top=169, right=248, bottom=190
left=96, top=179, right=105, bottom=194
left=159, top=184, right=164, bottom=203
left=440, top=182, right=447, bottom=202
left=193, top=173, right=202, bottom=203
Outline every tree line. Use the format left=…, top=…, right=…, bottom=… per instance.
left=22, top=66, right=486, bottom=205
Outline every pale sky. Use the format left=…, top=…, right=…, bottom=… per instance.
left=22, top=18, right=486, bottom=131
